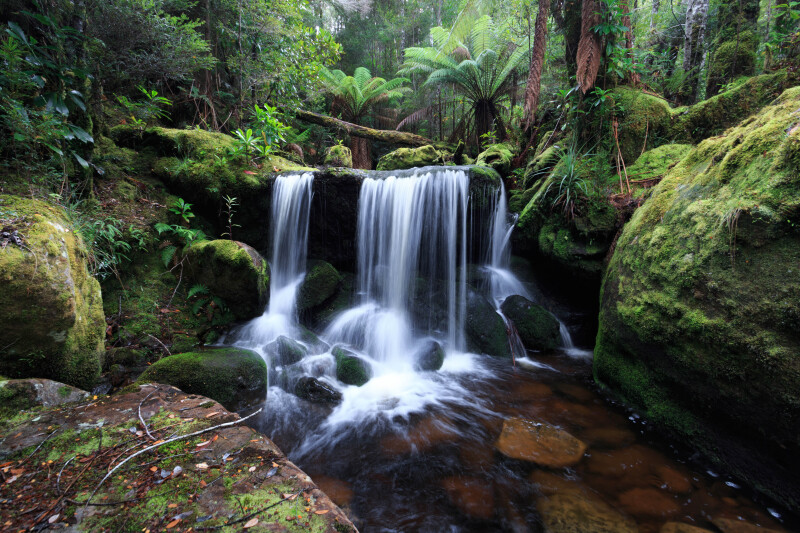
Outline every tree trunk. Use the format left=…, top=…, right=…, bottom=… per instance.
left=563, top=0, right=583, bottom=76
left=523, top=0, right=550, bottom=130
left=681, top=0, right=709, bottom=103
left=296, top=109, right=438, bottom=147
left=351, top=136, right=372, bottom=170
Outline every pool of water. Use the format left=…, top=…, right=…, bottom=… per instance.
left=250, top=347, right=795, bottom=532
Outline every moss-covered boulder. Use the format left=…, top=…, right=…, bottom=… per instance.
left=706, top=31, right=759, bottom=97
left=297, top=260, right=343, bottom=312
left=626, top=144, right=693, bottom=182
left=465, top=290, right=511, bottom=357
left=0, top=196, right=105, bottom=390
left=376, top=145, right=448, bottom=171
left=523, top=144, right=562, bottom=189
left=295, top=376, right=342, bottom=404
left=333, top=347, right=371, bottom=386
left=476, top=143, right=514, bottom=177
left=138, top=348, right=267, bottom=411
left=415, top=340, right=445, bottom=371
left=265, top=335, right=308, bottom=366
left=183, top=239, right=269, bottom=319
left=501, top=295, right=561, bottom=351
left=595, top=87, right=800, bottom=511
left=0, top=378, right=88, bottom=418
left=324, top=144, right=353, bottom=167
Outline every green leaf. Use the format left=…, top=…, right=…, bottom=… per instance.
left=72, top=152, right=90, bottom=169
left=161, top=245, right=177, bottom=268
left=188, top=284, right=209, bottom=299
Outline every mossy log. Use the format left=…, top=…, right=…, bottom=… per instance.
left=296, top=109, right=437, bottom=147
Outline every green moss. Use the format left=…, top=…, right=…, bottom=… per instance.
left=523, top=144, right=562, bottom=189
left=137, top=348, right=267, bottom=411
left=595, top=87, right=800, bottom=510
left=333, top=347, right=371, bottom=386
left=376, top=145, right=449, bottom=171
left=706, top=31, right=759, bottom=97
left=500, top=295, right=561, bottom=350
left=324, top=144, right=353, bottom=167
left=297, top=260, right=342, bottom=311
left=0, top=196, right=105, bottom=389
left=475, top=143, right=514, bottom=176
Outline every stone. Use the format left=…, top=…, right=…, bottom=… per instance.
left=655, top=465, right=693, bottom=495
left=414, top=340, right=445, bottom=371
left=333, top=347, right=371, bottom=386
left=297, top=260, right=343, bottom=312
left=712, top=518, right=785, bottom=533
left=465, top=289, right=512, bottom=357
left=661, top=523, right=715, bottom=533
left=500, top=295, right=561, bottom=351
left=137, top=348, right=267, bottom=411
left=313, top=475, right=354, bottom=507
left=0, top=378, right=88, bottom=418
left=617, top=487, right=680, bottom=518
left=375, top=145, right=447, bottom=171
left=183, top=239, right=269, bottom=320
left=441, top=476, right=495, bottom=520
left=537, top=492, right=638, bottom=533
left=495, top=417, right=587, bottom=468
left=324, top=144, right=353, bottom=167
left=294, top=377, right=342, bottom=404
left=476, top=143, right=514, bottom=176
left=265, top=335, right=308, bottom=366
left=0, top=195, right=105, bottom=390
left=581, top=427, right=637, bottom=449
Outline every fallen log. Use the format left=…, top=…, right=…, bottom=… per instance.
left=296, top=109, right=437, bottom=147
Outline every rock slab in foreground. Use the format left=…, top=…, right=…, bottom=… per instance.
left=0, top=383, right=356, bottom=532
left=495, top=417, right=587, bottom=467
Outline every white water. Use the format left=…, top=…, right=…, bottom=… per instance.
left=231, top=173, right=314, bottom=355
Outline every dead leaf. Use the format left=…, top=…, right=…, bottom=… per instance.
left=314, top=510, right=329, bottom=515
left=248, top=466, right=256, bottom=472
left=244, top=517, right=259, bottom=528
left=150, top=466, right=158, bottom=472
left=195, top=463, right=209, bottom=470
left=166, top=519, right=180, bottom=528
left=48, top=514, right=60, bottom=524
left=196, top=440, right=210, bottom=447
left=205, top=412, right=220, bottom=419
left=168, top=503, right=178, bottom=509
left=5, top=476, right=18, bottom=484
left=272, top=462, right=279, bottom=468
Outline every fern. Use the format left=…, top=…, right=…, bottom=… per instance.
left=161, top=245, right=177, bottom=268
left=187, top=284, right=208, bottom=299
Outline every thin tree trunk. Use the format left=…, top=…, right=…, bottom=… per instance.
left=682, top=0, right=709, bottom=103
left=351, top=136, right=372, bottom=169
left=523, top=0, right=550, bottom=129
left=650, top=0, right=660, bottom=30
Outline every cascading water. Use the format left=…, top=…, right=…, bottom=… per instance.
left=231, top=172, right=314, bottom=355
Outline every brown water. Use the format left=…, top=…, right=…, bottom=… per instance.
left=253, top=349, right=796, bottom=532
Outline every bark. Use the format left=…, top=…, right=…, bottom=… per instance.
left=523, top=0, right=550, bottom=130
left=650, top=0, right=660, bottom=30
left=682, top=0, right=709, bottom=102
left=576, top=0, right=602, bottom=93
left=563, top=0, right=583, bottom=74
left=351, top=136, right=372, bottom=170
left=296, top=109, right=437, bottom=147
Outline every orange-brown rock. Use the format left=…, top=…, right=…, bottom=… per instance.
left=495, top=418, right=587, bottom=468
left=618, top=487, right=680, bottom=517
left=441, top=476, right=495, bottom=520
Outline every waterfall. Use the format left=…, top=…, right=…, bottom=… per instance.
left=325, top=169, right=469, bottom=371
left=233, top=173, right=314, bottom=353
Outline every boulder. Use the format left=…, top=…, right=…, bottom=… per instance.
left=0, top=378, right=88, bottom=418
left=0, top=195, right=105, bottom=389
left=537, top=492, right=638, bottom=533
left=376, top=145, right=447, bottom=171
left=661, top=524, right=715, bottom=533
left=294, top=376, right=342, bottom=404
left=414, top=340, right=445, bottom=371
left=465, top=289, right=512, bottom=357
left=265, top=335, right=308, bottom=366
left=595, top=87, right=800, bottom=511
left=332, top=346, right=371, bottom=386
left=324, top=144, right=353, bottom=167
left=711, top=518, right=784, bottom=533
left=476, top=143, right=514, bottom=177
left=495, top=417, right=587, bottom=468
left=183, top=239, right=269, bottom=320
left=500, top=295, right=561, bottom=350
left=137, top=348, right=267, bottom=411
left=297, top=260, right=343, bottom=312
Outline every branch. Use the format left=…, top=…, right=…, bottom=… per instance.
left=295, top=109, right=439, bottom=147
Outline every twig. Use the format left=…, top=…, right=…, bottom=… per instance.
left=56, top=456, right=76, bottom=495
left=640, top=118, right=649, bottom=158
left=166, top=258, right=185, bottom=309
left=196, top=490, right=305, bottom=530
left=19, top=429, right=58, bottom=464
left=85, top=408, right=263, bottom=507
left=64, top=497, right=139, bottom=507
left=146, top=334, right=171, bottom=358
left=135, top=450, right=200, bottom=467
left=138, top=387, right=157, bottom=441
left=31, top=452, right=98, bottom=531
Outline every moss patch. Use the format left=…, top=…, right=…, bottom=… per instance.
left=376, top=145, right=449, bottom=171
left=324, top=145, right=353, bottom=168
left=297, top=260, right=342, bottom=312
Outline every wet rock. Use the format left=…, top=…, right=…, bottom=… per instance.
left=183, top=239, right=269, bottom=320
left=0, top=195, right=105, bottom=389
left=333, top=347, right=371, bottom=386
left=495, top=417, right=587, bottom=468
left=581, top=427, right=637, bottom=449
left=298, top=260, right=343, bottom=312
left=500, top=295, right=561, bottom=351
left=465, top=289, right=512, bottom=357
left=661, top=523, right=715, bottom=533
left=137, top=347, right=267, bottom=412
left=414, top=340, right=445, bottom=371
left=512, top=382, right=553, bottom=398
left=381, top=416, right=459, bottom=455
left=0, top=378, right=88, bottom=417
left=294, top=377, right=342, bottom=404
left=618, top=487, right=680, bottom=518
left=537, top=492, right=638, bottom=533
left=530, top=471, right=590, bottom=496
left=324, top=144, right=353, bottom=167
left=476, top=143, right=514, bottom=177
left=712, top=518, right=785, bottom=533
left=375, top=145, right=448, bottom=171
left=265, top=335, right=308, bottom=366
left=441, top=476, right=495, bottom=520
left=655, top=464, right=693, bottom=495
left=585, top=445, right=665, bottom=478
left=313, top=475, right=354, bottom=507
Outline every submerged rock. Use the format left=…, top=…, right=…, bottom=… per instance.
left=495, top=417, right=587, bottom=468
left=183, top=239, right=269, bottom=320
left=595, top=87, right=800, bottom=511
left=441, top=476, right=495, bottom=520
left=0, top=195, right=105, bottom=390
left=500, top=295, right=561, bottom=350
left=414, top=340, right=445, bottom=371
left=333, top=347, right=371, bottom=386
left=324, top=144, right=353, bottom=167
left=375, top=145, right=448, bottom=170
left=711, top=518, right=784, bottom=533
left=537, top=492, right=638, bottom=533
left=265, top=335, right=308, bottom=366
left=465, top=289, right=512, bottom=357
left=297, top=260, right=343, bottom=312
left=295, top=376, right=342, bottom=404
left=661, top=523, right=715, bottom=533
left=137, top=347, right=266, bottom=411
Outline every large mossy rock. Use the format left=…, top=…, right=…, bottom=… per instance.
left=0, top=196, right=105, bottom=390
left=324, top=145, right=353, bottom=167
left=706, top=31, right=759, bottom=97
left=465, top=290, right=512, bottom=357
left=138, top=348, right=267, bottom=411
left=0, top=378, right=88, bottom=418
left=476, top=143, right=514, bottom=177
left=332, top=347, right=371, bottom=386
left=183, top=239, right=269, bottom=319
left=375, top=145, right=448, bottom=171
left=297, top=260, right=342, bottom=312
left=500, top=295, right=561, bottom=351
left=595, top=87, right=800, bottom=511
